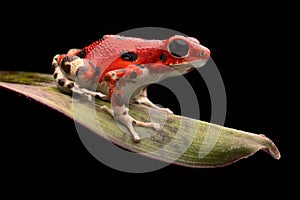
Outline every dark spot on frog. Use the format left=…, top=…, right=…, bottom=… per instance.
left=130, top=72, right=137, bottom=79
left=53, top=72, right=58, bottom=79
left=160, top=53, right=167, bottom=62
left=75, top=68, right=80, bottom=76
left=61, top=63, right=71, bottom=74
left=58, top=78, right=66, bottom=86
left=120, top=51, right=138, bottom=61
left=104, top=74, right=111, bottom=82
left=77, top=49, right=87, bottom=58
left=51, top=63, right=58, bottom=73
left=67, top=82, right=74, bottom=89
left=62, top=55, right=78, bottom=63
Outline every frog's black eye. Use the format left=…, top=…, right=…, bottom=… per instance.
left=168, top=39, right=189, bottom=58
left=120, top=51, right=138, bottom=61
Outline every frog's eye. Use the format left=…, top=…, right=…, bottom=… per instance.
left=168, top=39, right=189, bottom=58
left=120, top=51, right=138, bottom=61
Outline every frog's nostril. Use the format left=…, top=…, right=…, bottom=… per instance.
left=199, top=48, right=210, bottom=58
left=199, top=50, right=205, bottom=56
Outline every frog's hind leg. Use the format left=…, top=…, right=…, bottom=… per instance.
left=51, top=54, right=76, bottom=94
left=133, top=87, right=173, bottom=114
left=51, top=54, right=107, bottom=100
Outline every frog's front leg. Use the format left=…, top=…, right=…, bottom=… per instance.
left=100, top=66, right=160, bottom=142
left=132, top=87, right=173, bottom=114
left=51, top=54, right=107, bottom=100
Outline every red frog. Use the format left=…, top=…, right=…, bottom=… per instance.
left=51, top=34, right=210, bottom=142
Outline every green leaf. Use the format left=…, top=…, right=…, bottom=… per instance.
left=0, top=71, right=280, bottom=167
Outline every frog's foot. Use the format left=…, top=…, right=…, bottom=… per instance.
left=100, top=105, right=160, bottom=142
left=72, top=86, right=107, bottom=101
left=133, top=88, right=173, bottom=114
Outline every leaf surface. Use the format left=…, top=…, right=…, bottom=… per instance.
left=0, top=71, right=280, bottom=167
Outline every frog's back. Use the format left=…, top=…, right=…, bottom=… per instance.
left=75, top=35, right=164, bottom=75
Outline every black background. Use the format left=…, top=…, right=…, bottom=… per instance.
left=0, top=1, right=292, bottom=199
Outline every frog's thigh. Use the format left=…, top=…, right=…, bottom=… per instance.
left=51, top=54, right=106, bottom=100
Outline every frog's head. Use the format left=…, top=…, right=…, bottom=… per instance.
left=162, top=35, right=210, bottom=74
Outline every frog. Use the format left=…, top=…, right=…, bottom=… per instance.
left=51, top=34, right=210, bottom=142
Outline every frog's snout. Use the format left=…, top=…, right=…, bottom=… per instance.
left=199, top=46, right=210, bottom=60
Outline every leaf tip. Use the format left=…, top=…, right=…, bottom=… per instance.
left=259, top=134, right=281, bottom=160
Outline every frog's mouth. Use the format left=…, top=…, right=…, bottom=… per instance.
left=171, top=60, right=208, bottom=74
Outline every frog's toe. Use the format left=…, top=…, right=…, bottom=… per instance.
left=152, top=122, right=160, bottom=131
left=133, top=96, right=173, bottom=114
left=95, top=93, right=107, bottom=100
left=133, top=135, right=141, bottom=143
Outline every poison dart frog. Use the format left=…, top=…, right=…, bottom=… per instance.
left=51, top=34, right=210, bottom=142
